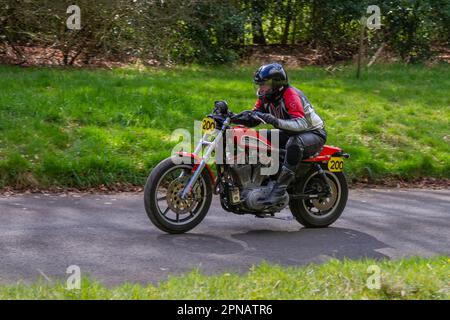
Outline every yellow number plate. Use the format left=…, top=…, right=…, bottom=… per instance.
left=202, top=117, right=215, bottom=134
left=328, top=157, right=344, bottom=172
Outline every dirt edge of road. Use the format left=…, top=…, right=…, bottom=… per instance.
left=1, top=177, right=448, bottom=196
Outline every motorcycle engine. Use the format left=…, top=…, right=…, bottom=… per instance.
left=227, top=164, right=289, bottom=213
left=242, top=185, right=289, bottom=212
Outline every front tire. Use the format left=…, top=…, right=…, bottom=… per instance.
left=289, top=166, right=348, bottom=228
left=144, top=157, right=213, bottom=234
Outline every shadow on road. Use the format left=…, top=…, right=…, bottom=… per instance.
left=157, top=227, right=390, bottom=267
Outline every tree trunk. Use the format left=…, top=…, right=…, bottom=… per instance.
left=252, top=19, right=266, bottom=45
left=356, top=18, right=366, bottom=79
left=281, top=0, right=293, bottom=45
left=308, top=0, right=317, bottom=45
left=251, top=0, right=267, bottom=45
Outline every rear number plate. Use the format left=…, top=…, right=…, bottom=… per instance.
left=328, top=157, right=344, bottom=172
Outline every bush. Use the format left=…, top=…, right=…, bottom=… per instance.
left=170, top=0, right=246, bottom=64
left=0, top=0, right=448, bottom=65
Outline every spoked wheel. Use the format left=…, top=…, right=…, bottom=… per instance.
left=144, top=157, right=213, bottom=234
left=289, top=165, right=348, bottom=228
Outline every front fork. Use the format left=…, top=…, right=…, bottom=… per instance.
left=179, top=119, right=229, bottom=200
left=179, top=150, right=215, bottom=200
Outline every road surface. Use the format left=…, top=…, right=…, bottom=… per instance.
left=0, top=188, right=449, bottom=285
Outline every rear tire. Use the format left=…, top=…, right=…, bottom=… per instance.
left=144, top=157, right=213, bottom=234
left=289, top=166, right=348, bottom=228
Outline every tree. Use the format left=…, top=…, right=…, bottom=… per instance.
left=248, top=0, right=267, bottom=45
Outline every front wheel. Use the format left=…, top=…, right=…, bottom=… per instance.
left=289, top=166, right=348, bottom=228
left=144, top=157, right=213, bottom=234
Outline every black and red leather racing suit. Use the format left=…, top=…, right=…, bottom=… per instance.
left=253, top=85, right=327, bottom=171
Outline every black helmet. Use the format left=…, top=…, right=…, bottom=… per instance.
left=253, top=63, right=288, bottom=100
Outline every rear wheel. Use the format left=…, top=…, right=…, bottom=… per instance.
left=289, top=166, right=348, bottom=228
left=144, top=157, right=213, bottom=234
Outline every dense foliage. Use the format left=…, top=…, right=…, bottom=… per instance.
left=0, top=0, right=448, bottom=64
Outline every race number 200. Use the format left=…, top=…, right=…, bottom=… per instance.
left=328, top=157, right=344, bottom=172
left=201, top=117, right=215, bottom=134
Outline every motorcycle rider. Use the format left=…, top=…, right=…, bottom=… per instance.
left=232, top=63, right=327, bottom=207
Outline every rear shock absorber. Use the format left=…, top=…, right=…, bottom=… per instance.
left=314, top=163, right=332, bottom=197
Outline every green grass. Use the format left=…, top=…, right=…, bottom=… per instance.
left=0, top=256, right=448, bottom=299
left=0, top=63, right=449, bottom=189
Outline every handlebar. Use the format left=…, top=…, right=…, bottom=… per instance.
left=229, top=110, right=267, bottom=124
left=210, top=102, right=267, bottom=128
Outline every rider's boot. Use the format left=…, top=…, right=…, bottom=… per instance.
left=260, top=165, right=295, bottom=206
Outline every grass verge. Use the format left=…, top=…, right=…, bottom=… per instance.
left=0, top=256, right=448, bottom=300
left=0, top=63, right=449, bottom=189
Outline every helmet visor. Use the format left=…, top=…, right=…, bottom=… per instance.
left=254, top=80, right=273, bottom=97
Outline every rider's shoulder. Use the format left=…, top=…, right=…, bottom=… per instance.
left=283, top=85, right=303, bottom=98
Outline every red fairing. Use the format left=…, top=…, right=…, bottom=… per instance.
left=230, top=126, right=272, bottom=151
left=175, top=152, right=216, bottom=183
left=303, top=145, right=342, bottom=162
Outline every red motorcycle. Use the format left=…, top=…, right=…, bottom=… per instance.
left=144, top=101, right=349, bottom=234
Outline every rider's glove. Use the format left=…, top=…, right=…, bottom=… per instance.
left=254, top=111, right=279, bottom=127
left=231, top=110, right=261, bottom=127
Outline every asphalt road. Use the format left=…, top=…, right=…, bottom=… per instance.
left=0, top=188, right=449, bottom=286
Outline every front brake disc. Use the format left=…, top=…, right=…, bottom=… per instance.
left=166, top=178, right=199, bottom=214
